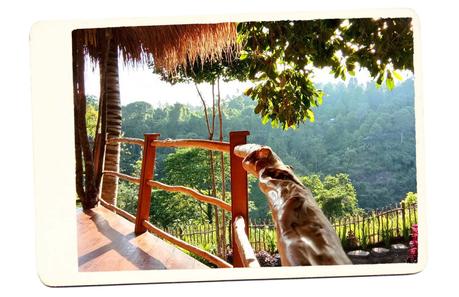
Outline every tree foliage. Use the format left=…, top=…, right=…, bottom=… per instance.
left=149, top=148, right=231, bottom=228
left=85, top=95, right=99, bottom=140
left=403, top=192, right=417, bottom=206
left=301, top=173, right=360, bottom=219
left=154, top=18, right=413, bottom=129
left=118, top=78, right=416, bottom=214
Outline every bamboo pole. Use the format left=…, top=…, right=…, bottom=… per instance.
left=217, top=78, right=227, bottom=259
left=408, top=203, right=412, bottom=227
left=253, top=220, right=260, bottom=251
left=361, top=216, right=365, bottom=247
left=396, top=202, right=400, bottom=237
left=401, top=202, right=407, bottom=239
left=378, top=209, right=382, bottom=244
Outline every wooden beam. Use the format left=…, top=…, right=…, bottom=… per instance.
left=142, top=220, right=233, bottom=268
left=135, top=133, right=160, bottom=235
left=229, top=131, right=250, bottom=267
left=147, top=180, right=232, bottom=212
left=152, top=139, right=230, bottom=153
left=106, top=137, right=144, bottom=147
left=233, top=216, right=260, bottom=268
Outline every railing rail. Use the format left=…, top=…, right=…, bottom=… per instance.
left=99, top=198, right=136, bottom=223
left=106, top=137, right=145, bottom=147
left=103, top=170, right=140, bottom=184
left=142, top=220, right=233, bottom=268
left=233, top=216, right=260, bottom=268
left=147, top=180, right=232, bottom=212
left=152, top=139, right=230, bottom=153
left=98, top=131, right=252, bottom=268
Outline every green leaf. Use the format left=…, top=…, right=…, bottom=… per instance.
left=392, top=70, right=403, bottom=81
left=386, top=77, right=395, bottom=90
left=386, top=72, right=395, bottom=90
left=317, top=92, right=323, bottom=105
left=307, top=109, right=315, bottom=122
left=261, top=114, right=270, bottom=125
left=239, top=50, right=248, bottom=60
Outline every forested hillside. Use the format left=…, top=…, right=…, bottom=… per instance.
left=116, top=78, right=416, bottom=213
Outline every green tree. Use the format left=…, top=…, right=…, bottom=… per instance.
left=152, top=56, right=235, bottom=257
left=403, top=192, right=417, bottom=205
left=150, top=148, right=231, bottom=228
left=157, top=19, right=413, bottom=129
left=117, top=78, right=416, bottom=212
left=85, top=95, right=98, bottom=140
left=238, top=19, right=413, bottom=129
left=301, top=173, right=360, bottom=219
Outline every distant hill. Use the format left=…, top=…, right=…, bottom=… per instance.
left=120, top=78, right=416, bottom=210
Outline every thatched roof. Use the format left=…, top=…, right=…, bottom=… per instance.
left=76, top=23, right=238, bottom=73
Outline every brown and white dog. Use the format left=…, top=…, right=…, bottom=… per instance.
left=234, top=144, right=352, bottom=266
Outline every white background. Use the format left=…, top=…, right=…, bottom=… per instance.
left=1, top=0, right=458, bottom=295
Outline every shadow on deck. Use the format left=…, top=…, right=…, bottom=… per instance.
left=77, top=206, right=209, bottom=271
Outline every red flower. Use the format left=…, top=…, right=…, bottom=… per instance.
left=407, top=224, right=418, bottom=263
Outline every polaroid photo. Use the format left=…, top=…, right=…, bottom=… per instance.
left=30, top=8, right=425, bottom=286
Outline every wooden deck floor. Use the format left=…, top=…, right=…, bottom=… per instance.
left=77, top=206, right=209, bottom=271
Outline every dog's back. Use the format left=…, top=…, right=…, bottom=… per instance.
left=259, top=170, right=351, bottom=266
left=235, top=144, right=352, bottom=266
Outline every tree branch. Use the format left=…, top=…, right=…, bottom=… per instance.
left=194, top=82, right=212, bottom=136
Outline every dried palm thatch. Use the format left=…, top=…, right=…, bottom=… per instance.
left=76, top=23, right=238, bottom=74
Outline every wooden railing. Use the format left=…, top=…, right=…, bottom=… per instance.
left=233, top=216, right=260, bottom=268
left=99, top=132, right=259, bottom=268
left=330, top=202, right=418, bottom=247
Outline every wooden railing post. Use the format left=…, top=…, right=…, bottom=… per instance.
left=401, top=201, right=407, bottom=240
left=229, top=130, right=250, bottom=267
left=135, top=133, right=160, bottom=235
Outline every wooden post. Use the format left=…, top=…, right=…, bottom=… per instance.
left=401, top=201, right=407, bottom=239
left=229, top=131, right=250, bottom=267
left=406, top=204, right=411, bottom=225
left=135, top=133, right=160, bottom=235
left=362, top=216, right=365, bottom=247
left=396, top=203, right=400, bottom=237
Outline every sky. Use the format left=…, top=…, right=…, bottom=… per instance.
left=84, top=58, right=412, bottom=108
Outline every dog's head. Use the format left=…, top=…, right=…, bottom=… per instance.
left=234, top=144, right=302, bottom=183
left=234, top=144, right=284, bottom=177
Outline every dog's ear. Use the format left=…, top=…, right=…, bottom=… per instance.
left=243, top=146, right=272, bottom=164
left=256, top=147, right=272, bottom=159
left=242, top=147, right=274, bottom=176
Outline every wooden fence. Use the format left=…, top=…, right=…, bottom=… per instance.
left=331, top=202, right=418, bottom=249
left=100, top=132, right=259, bottom=268
left=164, top=202, right=418, bottom=252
